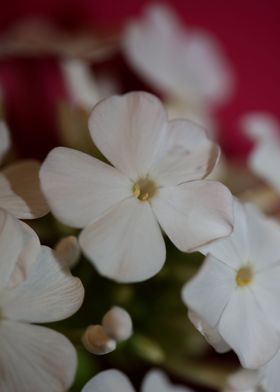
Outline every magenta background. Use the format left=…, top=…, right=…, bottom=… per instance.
left=0, top=0, right=279, bottom=159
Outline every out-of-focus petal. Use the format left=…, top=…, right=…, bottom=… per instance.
left=219, top=288, right=280, bottom=369
left=182, top=255, right=235, bottom=327
left=102, top=306, right=133, bottom=342
left=152, top=181, right=233, bottom=251
left=0, top=320, right=77, bottom=392
left=82, top=369, right=135, bottom=392
left=150, top=120, right=219, bottom=186
left=0, top=160, right=49, bottom=219
left=0, top=120, right=10, bottom=164
left=55, top=235, right=80, bottom=269
left=82, top=325, right=116, bottom=355
left=40, top=147, right=131, bottom=228
left=88, top=92, right=168, bottom=180
left=225, top=368, right=262, bottom=392
left=1, top=246, right=84, bottom=323
left=79, top=197, right=166, bottom=283
left=142, top=369, right=193, bottom=392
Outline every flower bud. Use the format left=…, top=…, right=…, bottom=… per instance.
left=82, top=325, right=116, bottom=355
left=102, top=306, right=133, bottom=342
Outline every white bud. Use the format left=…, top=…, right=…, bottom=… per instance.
left=82, top=325, right=116, bottom=355
left=55, top=236, right=80, bottom=269
left=102, top=306, right=133, bottom=342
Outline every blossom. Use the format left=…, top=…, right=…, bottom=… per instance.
left=123, top=4, right=234, bottom=131
left=82, top=368, right=193, bottom=392
left=0, top=121, right=49, bottom=218
left=40, top=91, right=233, bottom=282
left=242, top=113, right=280, bottom=193
left=0, top=208, right=84, bottom=391
left=182, top=199, right=280, bottom=368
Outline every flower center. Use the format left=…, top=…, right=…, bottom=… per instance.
left=236, top=266, right=254, bottom=287
left=132, top=178, right=157, bottom=202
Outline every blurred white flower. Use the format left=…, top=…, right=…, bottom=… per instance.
left=40, top=92, right=233, bottom=282
left=55, top=235, right=81, bottom=269
left=223, top=368, right=262, bottom=392
left=0, top=208, right=84, bottom=392
left=0, top=120, right=49, bottom=219
left=242, top=113, right=280, bottom=193
left=123, top=4, right=234, bottom=131
left=102, top=306, right=133, bottom=342
left=82, top=368, right=193, bottom=392
left=183, top=199, right=280, bottom=369
left=82, top=324, right=117, bottom=355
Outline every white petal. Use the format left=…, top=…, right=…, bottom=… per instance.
left=188, top=311, right=230, bottom=353
left=263, top=349, right=280, bottom=392
left=62, top=59, right=99, bottom=110
left=0, top=160, right=49, bottom=219
left=199, top=199, right=249, bottom=269
left=226, top=368, right=262, bottom=391
left=123, top=4, right=233, bottom=105
left=82, top=369, right=135, bottom=392
left=241, top=113, right=280, bottom=143
left=182, top=255, right=235, bottom=327
left=1, top=246, right=84, bottom=323
left=244, top=203, right=280, bottom=269
left=142, top=369, right=193, bottom=392
left=218, top=288, right=280, bottom=369
left=0, top=120, right=10, bottom=164
left=88, top=92, right=168, bottom=180
left=102, top=306, right=133, bottom=342
left=40, top=147, right=131, bottom=228
left=0, top=209, right=25, bottom=290
left=82, top=325, right=116, bottom=355
left=152, top=180, right=233, bottom=251
left=149, top=120, right=219, bottom=186
left=55, top=235, right=81, bottom=269
left=79, top=198, right=166, bottom=282
left=0, top=320, right=77, bottom=392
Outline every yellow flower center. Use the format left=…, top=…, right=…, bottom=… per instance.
left=236, top=266, right=254, bottom=287
left=132, top=178, right=157, bottom=202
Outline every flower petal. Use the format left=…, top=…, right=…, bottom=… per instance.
left=263, top=349, right=280, bottom=392
left=0, top=120, right=10, bottom=164
left=79, top=198, right=166, bottom=282
left=199, top=199, right=249, bottom=269
left=88, top=92, right=168, bottom=180
left=0, top=320, right=77, bottom=392
left=244, top=203, right=280, bottom=269
left=1, top=246, right=84, bottom=323
left=218, top=288, right=280, bottom=368
left=82, top=369, right=135, bottom=392
left=149, top=120, right=219, bottom=186
left=225, top=368, right=262, bottom=391
left=142, top=369, right=193, bottom=392
left=182, top=255, right=235, bottom=327
left=152, top=180, right=233, bottom=251
left=40, top=147, right=131, bottom=228
left=0, top=160, right=49, bottom=219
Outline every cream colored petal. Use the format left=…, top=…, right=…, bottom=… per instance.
left=102, top=306, right=133, bottom=342
left=55, top=235, right=80, bottom=269
left=142, top=369, right=193, bottom=392
left=0, top=160, right=49, bottom=219
left=82, top=369, right=135, bottom=392
left=82, top=325, right=116, bottom=355
left=0, top=320, right=77, bottom=392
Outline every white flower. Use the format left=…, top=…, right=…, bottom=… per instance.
left=40, top=92, right=233, bottom=282
left=82, top=368, right=193, bottom=392
left=0, top=208, right=84, bottom=391
left=241, top=113, right=280, bottom=193
left=0, top=121, right=49, bottom=219
left=183, top=199, right=280, bottom=369
left=122, top=4, right=234, bottom=130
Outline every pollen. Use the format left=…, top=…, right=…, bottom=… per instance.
left=132, top=178, right=157, bottom=202
left=236, top=266, right=254, bottom=287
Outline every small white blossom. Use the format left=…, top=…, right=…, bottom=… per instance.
left=40, top=91, right=233, bottom=282
left=242, top=113, right=280, bottom=193
left=0, top=209, right=84, bottom=392
left=183, top=199, right=280, bottom=369
left=82, top=368, right=193, bottom=392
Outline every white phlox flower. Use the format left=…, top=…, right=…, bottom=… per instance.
left=0, top=120, right=49, bottom=219
left=183, top=199, right=280, bottom=369
left=0, top=208, right=84, bottom=391
left=241, top=113, right=280, bottom=193
left=82, top=368, right=193, bottom=392
left=40, top=91, right=233, bottom=282
left=123, top=4, right=234, bottom=131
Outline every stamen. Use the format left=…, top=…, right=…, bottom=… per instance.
left=236, top=266, right=254, bottom=287
left=132, top=178, right=157, bottom=202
